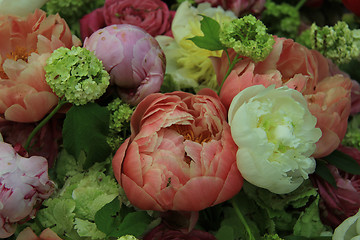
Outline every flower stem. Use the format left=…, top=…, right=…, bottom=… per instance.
left=231, top=198, right=255, bottom=240
left=295, top=0, right=307, bottom=10
left=24, top=99, right=67, bottom=152
left=217, top=50, right=241, bottom=95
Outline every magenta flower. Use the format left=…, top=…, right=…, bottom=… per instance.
left=112, top=90, right=243, bottom=212
left=84, top=24, right=166, bottom=105
left=0, top=140, right=54, bottom=238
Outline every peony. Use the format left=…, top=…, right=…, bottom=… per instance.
left=79, top=0, right=174, bottom=41
left=84, top=24, right=165, bottom=106
left=228, top=85, right=321, bottom=194
left=0, top=0, right=48, bottom=17
left=0, top=9, right=81, bottom=123
left=213, top=36, right=352, bottom=158
left=311, top=145, right=360, bottom=229
left=194, top=0, right=265, bottom=16
left=0, top=140, right=54, bottom=238
left=155, top=1, right=236, bottom=90
left=333, top=209, right=360, bottom=240
left=17, top=227, right=62, bottom=240
left=112, top=90, right=243, bottom=212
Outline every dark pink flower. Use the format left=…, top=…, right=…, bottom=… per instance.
left=311, top=145, right=360, bottom=228
left=194, top=0, right=265, bottom=16
left=80, top=0, right=174, bottom=41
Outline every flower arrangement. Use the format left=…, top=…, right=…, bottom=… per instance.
left=1, top=0, right=360, bottom=239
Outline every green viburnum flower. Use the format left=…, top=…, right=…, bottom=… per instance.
left=106, top=98, right=134, bottom=151
left=219, top=15, right=275, bottom=62
left=117, top=235, right=138, bottom=240
left=310, top=21, right=360, bottom=64
left=342, top=114, right=360, bottom=149
left=45, top=46, right=110, bottom=106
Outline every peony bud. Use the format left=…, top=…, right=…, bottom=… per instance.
left=84, top=24, right=166, bottom=106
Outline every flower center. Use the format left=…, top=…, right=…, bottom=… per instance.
left=0, top=47, right=35, bottom=79
left=171, top=125, right=212, bottom=144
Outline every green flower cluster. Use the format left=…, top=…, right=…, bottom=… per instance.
left=219, top=15, right=275, bottom=62
left=45, top=46, right=110, bottom=106
left=342, top=115, right=360, bottom=149
left=107, top=98, right=134, bottom=151
left=310, top=21, right=360, bottom=64
left=45, top=0, right=105, bottom=36
left=261, top=0, right=300, bottom=39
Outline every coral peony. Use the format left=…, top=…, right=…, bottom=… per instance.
left=0, top=9, right=81, bottom=123
left=112, top=90, right=243, bottom=212
left=213, top=36, right=352, bottom=158
left=311, top=145, right=360, bottom=229
left=84, top=24, right=165, bottom=106
left=0, top=140, right=54, bottom=238
left=228, top=85, right=321, bottom=194
left=79, top=0, right=174, bottom=41
left=194, top=0, right=265, bottom=16
left=17, top=227, right=62, bottom=240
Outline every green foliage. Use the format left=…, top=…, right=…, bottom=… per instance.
left=261, top=0, right=301, bottom=39
left=45, top=46, right=110, bottom=105
left=220, top=15, right=275, bottom=62
left=95, top=198, right=153, bottom=238
left=160, top=74, right=181, bottom=93
left=45, top=0, right=105, bottom=37
left=314, top=160, right=337, bottom=187
left=310, top=21, right=360, bottom=64
left=342, top=114, right=360, bottom=149
left=188, top=15, right=225, bottom=51
left=323, top=150, right=360, bottom=175
left=62, top=103, right=112, bottom=169
left=106, top=98, right=133, bottom=152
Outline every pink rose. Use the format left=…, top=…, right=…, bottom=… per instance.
left=80, top=0, right=174, bottom=41
left=311, top=145, right=360, bottom=228
left=112, top=90, right=243, bottom=212
left=0, top=140, right=54, bottom=238
left=194, top=0, right=265, bottom=16
left=17, top=227, right=62, bottom=240
left=212, top=36, right=352, bottom=158
left=0, top=10, right=81, bottom=123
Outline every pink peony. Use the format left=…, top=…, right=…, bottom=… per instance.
left=112, top=90, right=243, bottom=212
left=311, top=145, right=360, bottom=229
left=0, top=9, right=81, bottom=123
left=79, top=0, right=174, bottom=41
left=16, top=227, right=62, bottom=240
left=212, top=36, right=352, bottom=158
left=84, top=24, right=166, bottom=106
left=194, top=0, right=265, bottom=16
left=0, top=140, right=54, bottom=238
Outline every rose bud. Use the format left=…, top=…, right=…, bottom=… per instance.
left=84, top=24, right=166, bottom=106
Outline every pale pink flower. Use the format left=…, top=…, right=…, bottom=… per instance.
left=0, top=141, right=54, bottom=238
left=212, top=36, right=352, bottom=158
left=0, top=9, right=81, bottom=123
left=112, top=90, right=243, bottom=212
left=84, top=24, right=166, bottom=106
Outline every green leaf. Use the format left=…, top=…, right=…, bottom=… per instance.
left=95, top=197, right=121, bottom=236
left=63, top=103, right=111, bottom=169
left=110, top=211, right=153, bottom=238
left=324, top=150, right=360, bottom=175
left=215, top=225, right=235, bottom=240
left=188, top=14, right=225, bottom=51
left=315, top=160, right=337, bottom=187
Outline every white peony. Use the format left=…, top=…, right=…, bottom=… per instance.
left=228, top=85, right=322, bottom=194
left=155, top=1, right=235, bottom=90
left=333, top=209, right=360, bottom=240
left=0, top=0, right=48, bottom=17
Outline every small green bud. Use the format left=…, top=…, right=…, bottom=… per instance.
left=45, top=46, right=110, bottom=105
left=310, top=21, right=360, bottom=64
left=220, top=15, right=275, bottom=62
